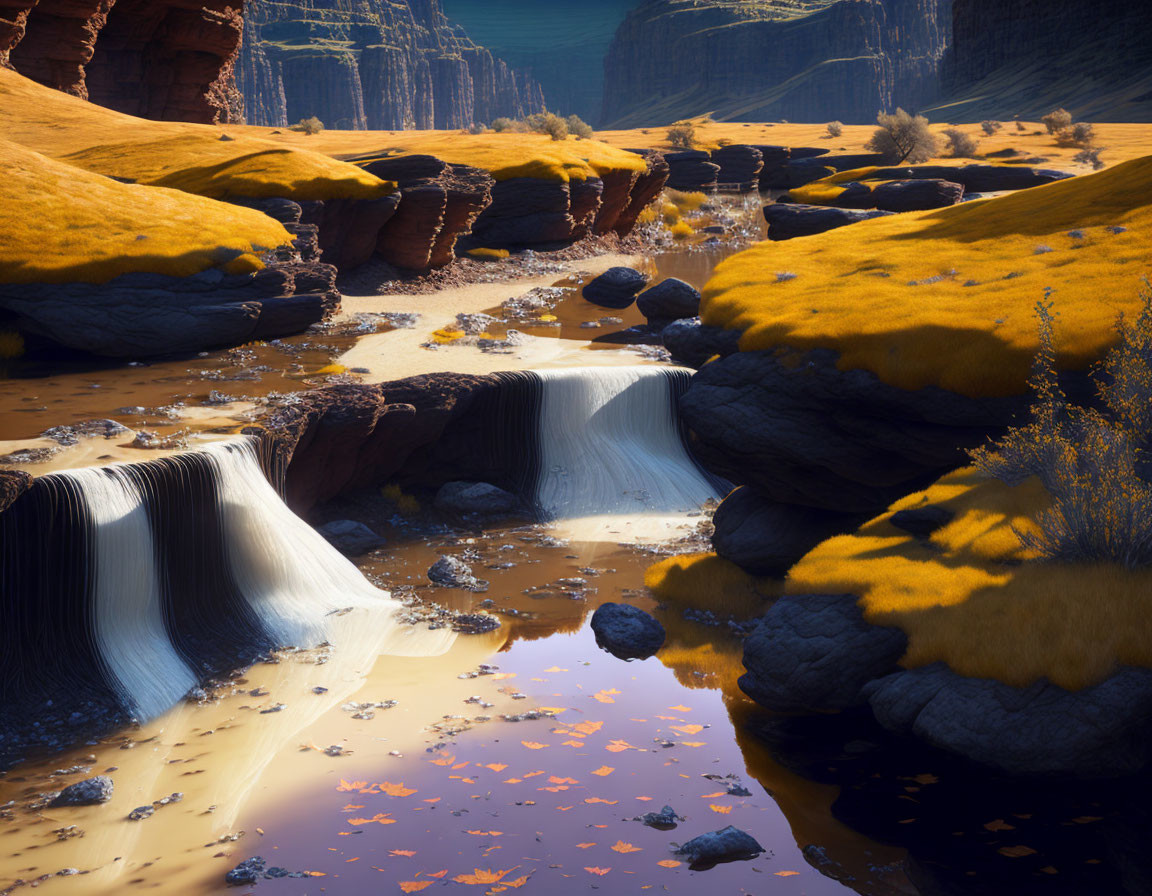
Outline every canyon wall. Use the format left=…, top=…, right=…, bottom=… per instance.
left=602, top=0, right=951, bottom=126
left=937, top=0, right=1152, bottom=121
left=2, top=0, right=242, bottom=122
left=238, top=0, right=546, bottom=130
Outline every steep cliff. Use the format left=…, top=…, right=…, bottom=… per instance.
left=2, top=0, right=242, bottom=122
left=239, top=0, right=546, bottom=130
left=937, top=0, right=1152, bottom=121
left=442, top=0, right=636, bottom=124
left=602, top=0, right=951, bottom=126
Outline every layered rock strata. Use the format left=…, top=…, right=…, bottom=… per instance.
left=238, top=0, right=545, bottom=129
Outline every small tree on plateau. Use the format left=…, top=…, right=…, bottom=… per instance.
left=666, top=121, right=697, bottom=150
left=866, top=108, right=938, bottom=164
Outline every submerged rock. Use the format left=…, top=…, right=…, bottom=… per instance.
left=226, top=856, right=266, bottom=886
left=318, top=520, right=385, bottom=556
left=636, top=278, right=701, bottom=325
left=51, top=777, right=114, bottom=807
left=582, top=267, right=649, bottom=309
left=590, top=603, right=665, bottom=660
left=675, top=825, right=764, bottom=865
left=640, top=805, right=683, bottom=829
left=435, top=481, right=520, bottom=516
left=428, top=555, right=486, bottom=591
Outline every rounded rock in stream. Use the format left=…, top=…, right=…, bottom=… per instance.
left=590, top=603, right=665, bottom=660
left=674, top=825, right=764, bottom=866
left=434, top=481, right=521, bottom=517
left=51, top=776, right=114, bottom=807
left=636, top=278, right=701, bottom=325
left=428, top=555, right=487, bottom=591
left=582, top=267, right=649, bottom=309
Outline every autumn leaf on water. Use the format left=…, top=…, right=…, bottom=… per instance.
left=999, top=845, right=1038, bottom=858
left=349, top=813, right=396, bottom=826
left=521, top=741, right=548, bottom=750
left=605, top=739, right=641, bottom=753
left=671, top=724, right=704, bottom=736
left=983, top=819, right=1015, bottom=832
left=709, top=805, right=733, bottom=815
left=453, top=867, right=521, bottom=885
left=389, top=850, right=417, bottom=857
left=338, top=779, right=369, bottom=792
left=611, top=841, right=642, bottom=854
left=668, top=705, right=691, bottom=712
left=379, top=782, right=418, bottom=797
left=341, top=804, right=366, bottom=811
left=561, top=740, right=585, bottom=748
left=466, top=830, right=504, bottom=837
left=592, top=689, right=621, bottom=704
left=491, top=673, right=517, bottom=680
left=681, top=742, right=706, bottom=748
left=484, top=763, right=508, bottom=773
left=452, top=761, right=471, bottom=771
left=399, top=883, right=432, bottom=893
left=487, top=875, right=531, bottom=893
left=591, top=766, right=614, bottom=777
left=584, top=867, right=611, bottom=876
left=701, top=791, right=728, bottom=799
left=558, top=720, right=603, bottom=737
left=576, top=843, right=596, bottom=849
left=548, top=776, right=578, bottom=785
left=430, top=756, right=456, bottom=767
left=523, top=771, right=546, bottom=779
left=775, top=870, right=800, bottom=877
left=657, top=860, right=681, bottom=869
left=503, top=778, right=523, bottom=784
left=427, top=870, right=448, bottom=879
left=544, top=667, right=568, bottom=673
left=585, top=798, right=618, bottom=805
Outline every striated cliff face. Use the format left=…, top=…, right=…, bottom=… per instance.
left=602, top=0, right=951, bottom=126
left=239, top=0, right=546, bottom=130
left=938, top=0, right=1152, bottom=121
left=2, top=0, right=243, bottom=122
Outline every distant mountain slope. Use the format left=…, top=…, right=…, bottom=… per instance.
left=239, top=0, right=546, bottom=130
left=442, top=0, right=636, bottom=123
left=601, top=0, right=951, bottom=126
left=932, top=0, right=1152, bottom=122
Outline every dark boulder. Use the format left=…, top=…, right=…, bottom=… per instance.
left=662, top=317, right=741, bottom=368
left=710, top=144, right=763, bottom=190
left=869, top=164, right=1071, bottom=193
left=739, top=594, right=907, bottom=713
left=317, top=520, right=385, bottom=556
left=0, top=470, right=32, bottom=515
left=712, top=487, right=855, bottom=576
left=675, top=825, right=764, bottom=865
left=434, top=481, right=520, bottom=516
left=428, top=555, right=485, bottom=591
left=636, top=278, right=701, bottom=324
left=51, top=776, right=114, bottom=807
left=590, top=602, right=665, bottom=660
left=870, top=179, right=965, bottom=212
left=764, top=203, right=894, bottom=240
left=864, top=664, right=1152, bottom=778
left=582, top=267, right=649, bottom=310
left=664, top=150, right=721, bottom=192
left=768, top=153, right=887, bottom=189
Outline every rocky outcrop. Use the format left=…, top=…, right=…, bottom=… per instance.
left=764, top=203, right=894, bottom=240
left=939, top=0, right=1152, bottom=121
left=602, top=0, right=952, bottom=127
left=710, top=144, right=763, bottom=191
left=238, top=0, right=545, bottom=129
left=664, top=150, right=721, bottom=192
left=0, top=253, right=339, bottom=357
left=613, top=150, right=669, bottom=235
left=4, top=0, right=244, bottom=122
left=0, top=469, right=31, bottom=514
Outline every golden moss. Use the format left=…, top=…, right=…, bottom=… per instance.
left=703, top=156, right=1152, bottom=397
left=0, top=68, right=393, bottom=202
left=669, top=220, right=695, bottom=240
left=666, top=189, right=708, bottom=212
left=786, top=166, right=881, bottom=205
left=786, top=467, right=1152, bottom=690
left=467, top=247, right=511, bottom=261
left=314, top=363, right=348, bottom=376
left=0, top=138, right=293, bottom=285
left=381, top=483, right=421, bottom=516
left=646, top=552, right=780, bottom=615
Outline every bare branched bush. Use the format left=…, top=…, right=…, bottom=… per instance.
left=1015, top=119, right=1027, bottom=132
left=1074, top=146, right=1106, bottom=170
left=971, top=283, right=1152, bottom=567
left=490, top=117, right=515, bottom=132
left=981, top=120, right=1002, bottom=136
left=291, top=116, right=325, bottom=135
left=866, top=108, right=938, bottom=164
left=1043, top=107, right=1073, bottom=134
left=667, top=121, right=697, bottom=150
left=827, top=120, right=843, bottom=138
left=1057, top=121, right=1095, bottom=148
left=943, top=127, right=980, bottom=158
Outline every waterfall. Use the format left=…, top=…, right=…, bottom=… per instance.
left=0, top=437, right=405, bottom=725
left=531, top=366, right=725, bottom=539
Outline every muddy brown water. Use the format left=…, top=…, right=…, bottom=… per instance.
left=3, top=194, right=1142, bottom=896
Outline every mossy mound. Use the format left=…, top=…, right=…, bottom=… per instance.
left=645, top=552, right=779, bottom=614
left=703, top=156, right=1152, bottom=397
left=0, top=139, right=292, bottom=285
left=0, top=67, right=394, bottom=202
left=786, top=467, right=1152, bottom=691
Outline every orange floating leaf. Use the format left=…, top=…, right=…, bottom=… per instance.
left=561, top=740, right=585, bottom=748
left=338, top=779, right=369, bottom=792
left=399, top=883, right=432, bottom=894
left=503, top=778, right=523, bottom=784
left=681, top=742, right=706, bottom=748
left=585, top=797, right=619, bottom=805
left=544, top=667, right=568, bottom=673
left=491, top=673, right=517, bottom=680
left=671, top=725, right=704, bottom=736
left=379, top=781, right=418, bottom=797
left=427, top=870, right=448, bottom=879
left=984, top=819, right=1015, bottom=832
left=521, top=741, right=548, bottom=750
left=348, top=813, right=396, bottom=826
left=775, top=870, right=800, bottom=877
left=564, top=721, right=603, bottom=737
left=341, top=804, right=365, bottom=811
left=657, top=860, right=681, bottom=869
left=701, top=791, right=727, bottom=799
left=452, top=761, right=470, bottom=771
left=709, top=804, right=732, bottom=815
left=584, top=867, right=611, bottom=876
left=548, top=776, right=579, bottom=785
left=605, top=739, right=640, bottom=753
left=576, top=843, right=596, bottom=849
left=611, top=841, right=642, bottom=854
left=466, top=830, right=504, bottom=837
left=429, top=756, right=456, bottom=766
left=592, top=689, right=621, bottom=704
left=668, top=705, right=691, bottom=712
left=453, top=867, right=520, bottom=885
left=999, top=845, right=1038, bottom=858
left=485, top=763, right=508, bottom=773
left=591, top=766, right=614, bottom=777
left=389, top=849, right=417, bottom=857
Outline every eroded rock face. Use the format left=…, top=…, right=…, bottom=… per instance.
left=739, top=594, right=908, bottom=714
left=764, top=203, right=895, bottom=240
left=4, top=0, right=243, bottom=121
left=603, top=0, right=951, bottom=126
left=0, top=470, right=31, bottom=515
left=864, top=663, right=1152, bottom=778
left=238, top=0, right=545, bottom=129
left=680, top=348, right=1026, bottom=514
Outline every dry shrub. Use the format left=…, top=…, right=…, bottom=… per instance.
left=490, top=117, right=515, bottom=132
left=943, top=127, right=979, bottom=158
left=826, top=120, right=843, bottom=138
left=1075, top=146, right=1106, bottom=170
left=971, top=283, right=1152, bottom=567
left=1043, top=107, right=1073, bottom=134
left=866, top=108, right=937, bottom=164
left=981, top=120, right=1002, bottom=136
left=565, top=114, right=594, bottom=139
left=667, top=121, right=697, bottom=150
left=1057, top=121, right=1095, bottom=148
left=291, top=115, right=324, bottom=135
